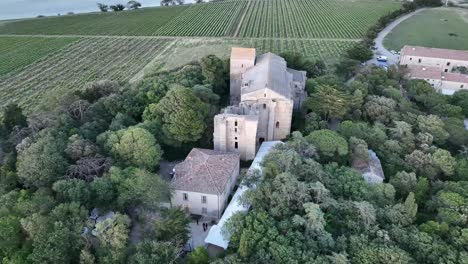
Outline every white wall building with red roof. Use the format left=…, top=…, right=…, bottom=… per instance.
left=400, top=45, right=468, bottom=94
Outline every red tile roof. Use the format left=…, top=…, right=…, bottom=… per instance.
left=401, top=46, right=468, bottom=61
left=171, top=148, right=240, bottom=195
left=408, top=65, right=468, bottom=84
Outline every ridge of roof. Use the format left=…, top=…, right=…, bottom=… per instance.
left=171, top=148, right=240, bottom=195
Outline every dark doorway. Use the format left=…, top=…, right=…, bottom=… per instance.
left=259, top=137, right=265, bottom=146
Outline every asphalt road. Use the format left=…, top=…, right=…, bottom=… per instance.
left=367, top=8, right=427, bottom=66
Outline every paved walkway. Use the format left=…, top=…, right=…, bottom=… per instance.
left=367, top=8, right=427, bottom=66
left=187, top=219, right=214, bottom=251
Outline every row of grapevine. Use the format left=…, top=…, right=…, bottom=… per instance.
left=0, top=37, right=77, bottom=76
left=238, top=0, right=401, bottom=39
left=0, top=37, right=175, bottom=112
left=246, top=38, right=355, bottom=66
left=0, top=6, right=188, bottom=36
left=155, top=1, right=247, bottom=37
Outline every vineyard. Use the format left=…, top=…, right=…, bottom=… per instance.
left=151, top=38, right=356, bottom=71
left=155, top=1, right=247, bottom=37
left=238, top=0, right=401, bottom=38
left=0, top=0, right=401, bottom=38
left=0, top=37, right=175, bottom=112
left=0, top=6, right=187, bottom=36
left=0, top=37, right=77, bottom=75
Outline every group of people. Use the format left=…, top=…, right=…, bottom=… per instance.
left=196, top=219, right=210, bottom=232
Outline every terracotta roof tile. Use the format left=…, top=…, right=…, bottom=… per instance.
left=231, top=47, right=256, bottom=60
left=171, top=148, right=240, bottom=195
left=401, top=46, right=468, bottom=61
left=408, top=65, right=468, bottom=84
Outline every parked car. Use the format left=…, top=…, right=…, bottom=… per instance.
left=377, top=56, right=388, bottom=62
left=371, top=46, right=378, bottom=50
left=390, top=50, right=397, bottom=55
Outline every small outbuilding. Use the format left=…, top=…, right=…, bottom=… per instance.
left=171, top=148, right=240, bottom=219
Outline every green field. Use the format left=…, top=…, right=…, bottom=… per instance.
left=0, top=37, right=175, bottom=112
left=0, top=5, right=188, bottom=36
left=0, top=37, right=77, bottom=75
left=384, top=8, right=468, bottom=51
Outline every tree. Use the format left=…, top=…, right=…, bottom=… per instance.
left=451, top=90, right=468, bottom=116
left=130, top=240, right=183, bottom=264
left=154, top=208, right=190, bottom=244
left=200, top=55, right=228, bottom=96
left=364, top=95, right=396, bottom=124
left=53, top=179, right=92, bottom=206
left=16, top=133, right=68, bottom=188
left=404, top=150, right=438, bottom=180
left=1, top=103, right=27, bottom=133
left=390, top=171, right=417, bottom=199
left=95, top=213, right=131, bottom=263
left=385, top=192, right=418, bottom=226
left=127, top=1, right=142, bottom=10
left=306, top=130, right=348, bottom=160
left=280, top=51, right=326, bottom=78
left=350, top=137, right=370, bottom=162
left=432, top=148, right=456, bottom=177
left=98, top=127, right=162, bottom=170
left=22, top=203, right=88, bottom=264
left=108, top=167, right=171, bottom=210
left=346, top=43, right=373, bottom=62
left=417, top=115, right=449, bottom=145
left=65, top=134, right=98, bottom=160
left=0, top=215, right=21, bottom=259
left=187, top=246, right=209, bottom=264
left=97, top=3, right=109, bottom=12
left=109, top=4, right=126, bottom=11
left=335, top=58, right=360, bottom=79
left=143, top=87, right=209, bottom=146
left=304, top=85, right=350, bottom=120
left=351, top=244, right=413, bottom=264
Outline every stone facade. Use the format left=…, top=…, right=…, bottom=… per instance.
left=214, top=48, right=306, bottom=160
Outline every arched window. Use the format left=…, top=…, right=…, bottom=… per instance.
left=235, top=142, right=238, bottom=149
left=276, top=122, right=279, bottom=128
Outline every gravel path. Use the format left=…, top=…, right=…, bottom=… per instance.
left=367, top=8, right=427, bottom=66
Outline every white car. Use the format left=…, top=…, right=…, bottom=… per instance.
left=377, top=56, right=388, bottom=62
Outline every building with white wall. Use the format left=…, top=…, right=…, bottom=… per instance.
left=204, top=141, right=282, bottom=256
left=400, top=45, right=468, bottom=94
left=170, top=148, right=240, bottom=219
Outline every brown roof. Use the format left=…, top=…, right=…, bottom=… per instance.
left=408, top=65, right=468, bottom=84
left=401, top=46, right=468, bottom=61
left=231, top=47, right=256, bottom=61
left=171, top=148, right=240, bottom=195
left=445, top=72, right=468, bottom=83
left=408, top=65, right=441, bottom=80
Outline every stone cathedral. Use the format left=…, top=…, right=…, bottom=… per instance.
left=213, top=48, right=307, bottom=160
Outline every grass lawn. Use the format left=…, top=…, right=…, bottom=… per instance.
left=384, top=8, right=468, bottom=51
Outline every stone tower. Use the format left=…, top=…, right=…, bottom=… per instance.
left=214, top=48, right=307, bottom=160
